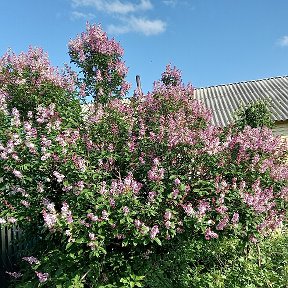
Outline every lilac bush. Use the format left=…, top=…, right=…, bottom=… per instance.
left=0, top=24, right=287, bottom=287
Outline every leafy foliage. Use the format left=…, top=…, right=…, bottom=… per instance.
left=234, top=99, right=274, bottom=130
left=137, top=230, right=288, bottom=287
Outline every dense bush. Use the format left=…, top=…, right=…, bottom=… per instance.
left=234, top=99, right=274, bottom=130
left=136, top=229, right=288, bottom=287
left=0, top=24, right=287, bottom=287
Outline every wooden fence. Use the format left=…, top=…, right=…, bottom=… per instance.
left=0, top=225, right=22, bottom=269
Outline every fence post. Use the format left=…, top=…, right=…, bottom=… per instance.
left=134, top=75, right=143, bottom=98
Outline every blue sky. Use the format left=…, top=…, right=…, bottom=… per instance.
left=1, top=0, right=288, bottom=94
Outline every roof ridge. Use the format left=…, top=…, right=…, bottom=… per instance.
left=195, top=75, right=288, bottom=90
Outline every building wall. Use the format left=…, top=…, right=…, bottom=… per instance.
left=273, top=121, right=288, bottom=162
left=273, top=120, right=288, bottom=141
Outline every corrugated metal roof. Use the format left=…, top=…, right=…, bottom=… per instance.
left=194, top=76, right=288, bottom=127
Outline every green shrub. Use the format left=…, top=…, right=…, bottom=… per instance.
left=136, top=230, right=288, bottom=288
left=234, top=99, right=274, bottom=130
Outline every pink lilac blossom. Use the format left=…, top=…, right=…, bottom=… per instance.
left=239, top=181, right=246, bottom=190
left=123, top=173, right=143, bottom=194
left=68, top=23, right=124, bottom=57
left=53, top=171, right=65, bottom=183
left=61, top=202, right=73, bottom=223
left=0, top=47, right=74, bottom=91
left=36, top=104, right=56, bottom=124
left=161, top=64, right=182, bottom=86
left=115, top=61, right=128, bottom=76
left=150, top=225, right=159, bottom=239
left=231, top=212, right=239, bottom=225
left=172, top=188, right=179, bottom=199
left=230, top=127, right=283, bottom=161
left=134, top=219, right=142, bottom=228
left=200, top=125, right=222, bottom=155
left=42, top=210, right=57, bottom=229
left=62, top=185, right=73, bottom=192
left=216, top=215, right=229, bottom=230
left=257, top=210, right=285, bottom=234
left=215, top=205, right=228, bottom=215
left=11, top=153, right=20, bottom=161
left=80, top=220, right=91, bottom=227
left=205, top=228, right=219, bottom=240
left=3, top=149, right=12, bottom=159
left=6, top=271, right=23, bottom=279
left=12, top=169, right=23, bottom=179
left=231, top=178, right=237, bottom=190
left=65, top=230, right=72, bottom=237
left=79, top=82, right=86, bottom=97
left=120, top=81, right=131, bottom=96
left=41, top=136, right=52, bottom=147
left=109, top=198, right=116, bottom=207
left=148, top=191, right=157, bottom=202
left=95, top=70, right=103, bottom=81
left=164, top=211, right=172, bottom=221
left=35, top=271, right=49, bottom=283
left=147, top=166, right=165, bottom=182
left=176, top=221, right=184, bottom=234
left=89, top=232, right=96, bottom=241
left=42, top=199, right=55, bottom=212
left=197, top=200, right=211, bottom=216
left=22, top=256, right=40, bottom=265
left=72, top=154, right=86, bottom=171
left=25, top=141, right=37, bottom=154
left=116, top=234, right=125, bottom=240
left=0, top=90, right=8, bottom=113
left=270, top=164, right=288, bottom=181
left=279, top=186, right=288, bottom=201
left=11, top=108, right=21, bottom=127
left=24, top=122, right=37, bottom=138
left=87, top=213, right=98, bottom=222
left=75, top=181, right=85, bottom=191
left=182, top=203, right=194, bottom=217
left=7, top=217, right=17, bottom=224
left=108, top=174, right=143, bottom=196
left=243, top=181, right=275, bottom=213
left=165, top=221, right=172, bottom=229
left=101, top=210, right=109, bottom=220
left=20, top=200, right=30, bottom=207
left=87, top=242, right=96, bottom=250
left=0, top=218, right=6, bottom=224
left=123, top=206, right=129, bottom=215
left=259, top=158, right=274, bottom=173
left=249, top=235, right=258, bottom=243
left=174, top=178, right=181, bottom=185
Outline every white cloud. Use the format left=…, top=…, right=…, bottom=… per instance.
left=163, top=0, right=177, bottom=7
left=70, top=0, right=165, bottom=36
left=71, top=0, right=153, bottom=15
left=278, top=36, right=288, bottom=47
left=130, top=17, right=166, bottom=35
left=107, top=24, right=130, bottom=35
left=71, top=11, right=95, bottom=20
left=108, top=16, right=166, bottom=36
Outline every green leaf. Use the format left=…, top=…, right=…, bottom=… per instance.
left=154, top=237, right=162, bottom=246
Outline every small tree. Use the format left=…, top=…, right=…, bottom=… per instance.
left=234, top=99, right=274, bottom=130
left=68, top=23, right=130, bottom=104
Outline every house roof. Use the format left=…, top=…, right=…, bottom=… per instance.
left=193, top=76, right=288, bottom=127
